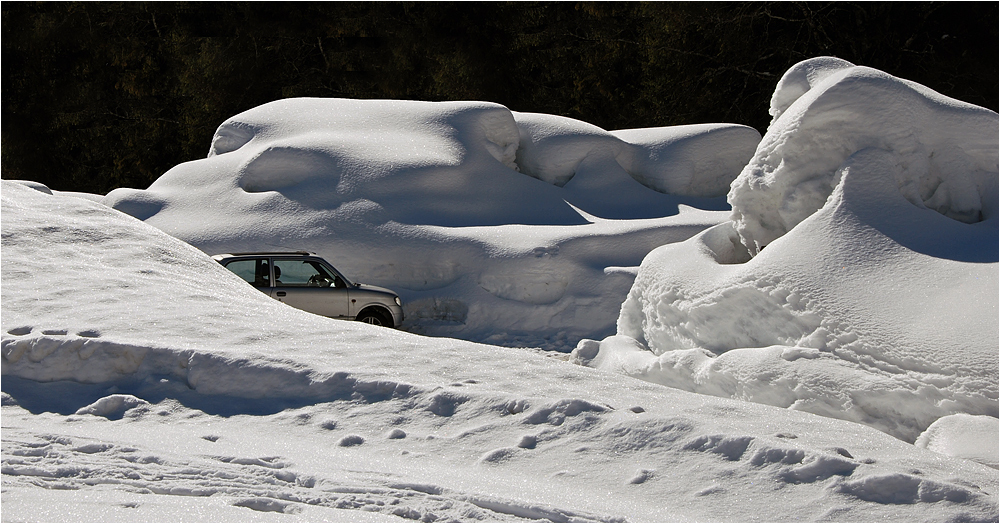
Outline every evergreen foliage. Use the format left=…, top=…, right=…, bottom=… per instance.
left=3, top=2, right=996, bottom=194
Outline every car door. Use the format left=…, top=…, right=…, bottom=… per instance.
left=222, top=257, right=271, bottom=290
left=270, top=257, right=351, bottom=318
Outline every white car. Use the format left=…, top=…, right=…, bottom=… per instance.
left=213, top=251, right=403, bottom=327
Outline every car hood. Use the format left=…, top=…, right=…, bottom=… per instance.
left=354, top=283, right=397, bottom=296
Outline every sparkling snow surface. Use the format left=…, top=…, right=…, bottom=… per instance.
left=3, top=57, right=999, bottom=521
left=3, top=181, right=997, bottom=522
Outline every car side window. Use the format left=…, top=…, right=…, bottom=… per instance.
left=224, top=258, right=270, bottom=288
left=272, top=259, right=335, bottom=287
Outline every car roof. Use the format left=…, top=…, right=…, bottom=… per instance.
left=212, top=251, right=314, bottom=259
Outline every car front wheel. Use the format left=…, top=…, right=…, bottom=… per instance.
left=356, top=309, right=391, bottom=327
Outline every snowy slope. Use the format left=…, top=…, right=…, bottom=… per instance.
left=100, top=100, right=758, bottom=349
left=3, top=180, right=998, bottom=522
left=576, top=58, right=998, bottom=445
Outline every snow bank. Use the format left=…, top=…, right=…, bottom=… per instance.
left=3, top=180, right=998, bottom=522
left=100, top=99, right=756, bottom=348
left=576, top=59, right=999, bottom=446
left=731, top=57, right=998, bottom=254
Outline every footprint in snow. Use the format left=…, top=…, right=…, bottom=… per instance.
left=1, top=392, right=17, bottom=406
left=233, top=497, right=301, bottom=514
left=339, top=435, right=365, bottom=447
left=829, top=447, right=854, bottom=459
left=5, top=327, right=100, bottom=338
left=628, top=469, right=656, bottom=484
left=684, top=434, right=754, bottom=461
left=695, top=484, right=725, bottom=496
left=479, top=447, right=518, bottom=464
left=517, top=435, right=537, bottom=449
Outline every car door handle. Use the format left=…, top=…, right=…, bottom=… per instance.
left=276, top=291, right=286, bottom=297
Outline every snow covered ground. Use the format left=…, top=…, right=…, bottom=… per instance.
left=3, top=57, right=998, bottom=521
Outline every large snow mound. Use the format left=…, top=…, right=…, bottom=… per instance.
left=575, top=59, right=999, bottom=446
left=100, top=99, right=757, bottom=348
left=730, top=57, right=998, bottom=255
left=3, top=180, right=998, bottom=522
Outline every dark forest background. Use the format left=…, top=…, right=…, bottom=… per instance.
left=3, top=2, right=998, bottom=195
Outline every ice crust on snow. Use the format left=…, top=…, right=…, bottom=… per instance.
left=3, top=182, right=998, bottom=521
left=101, top=98, right=756, bottom=348
left=577, top=58, right=998, bottom=447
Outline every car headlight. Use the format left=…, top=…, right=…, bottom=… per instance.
left=394, top=296, right=402, bottom=307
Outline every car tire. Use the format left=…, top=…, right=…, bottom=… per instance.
left=357, top=309, right=391, bottom=327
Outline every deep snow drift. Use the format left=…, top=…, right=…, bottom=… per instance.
left=3, top=180, right=998, bottom=522
left=101, top=99, right=759, bottom=349
left=574, top=58, right=998, bottom=446
left=3, top=56, right=999, bottom=522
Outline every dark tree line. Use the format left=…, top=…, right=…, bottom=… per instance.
left=3, top=2, right=997, bottom=194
